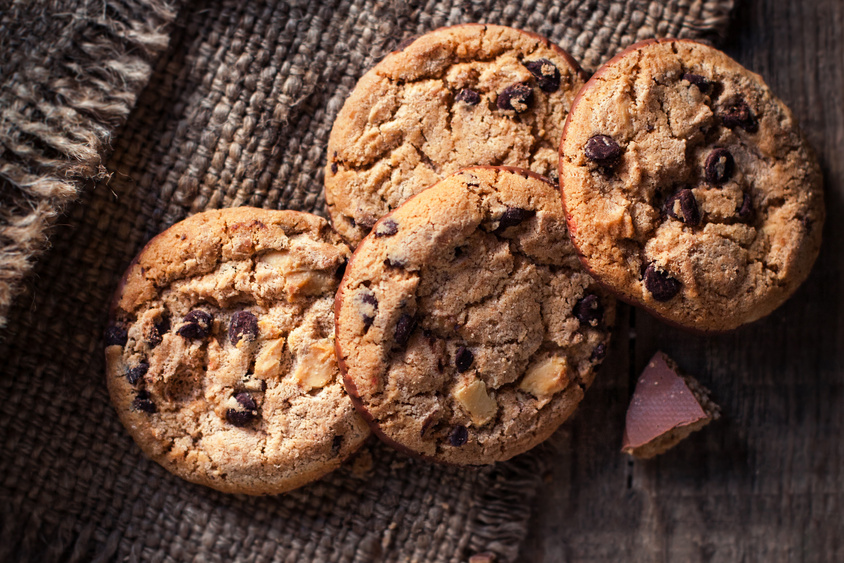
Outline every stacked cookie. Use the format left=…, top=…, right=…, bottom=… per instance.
left=106, top=27, right=823, bottom=493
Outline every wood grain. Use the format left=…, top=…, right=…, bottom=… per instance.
left=522, top=0, right=844, bottom=560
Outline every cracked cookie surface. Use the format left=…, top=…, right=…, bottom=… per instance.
left=560, top=39, right=824, bottom=332
left=335, top=167, right=614, bottom=465
left=325, top=24, right=586, bottom=246
left=105, top=207, right=369, bottom=495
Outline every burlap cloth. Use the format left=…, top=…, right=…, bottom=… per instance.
left=0, top=1, right=733, bottom=561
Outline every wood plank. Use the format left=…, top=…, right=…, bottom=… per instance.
left=523, top=0, right=844, bottom=560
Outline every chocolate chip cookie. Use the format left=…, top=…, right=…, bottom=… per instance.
left=325, top=23, right=587, bottom=245
left=105, top=207, right=369, bottom=495
left=560, top=39, right=824, bottom=332
left=334, top=167, right=614, bottom=465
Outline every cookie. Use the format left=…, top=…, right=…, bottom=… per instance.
left=325, top=23, right=587, bottom=245
left=334, top=167, right=615, bottom=465
left=105, top=207, right=370, bottom=495
left=559, top=39, right=824, bottom=332
left=622, top=352, right=720, bottom=459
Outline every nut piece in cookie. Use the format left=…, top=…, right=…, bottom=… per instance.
left=622, top=352, right=720, bottom=459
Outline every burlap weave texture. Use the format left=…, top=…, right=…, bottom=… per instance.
left=0, top=1, right=733, bottom=561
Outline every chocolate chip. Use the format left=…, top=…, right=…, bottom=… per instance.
left=524, top=59, right=561, bottom=92
left=664, top=189, right=701, bottom=226
left=643, top=263, right=681, bottom=301
left=455, top=88, right=481, bottom=105
left=449, top=425, right=469, bottom=447
left=585, top=135, right=623, bottom=166
left=229, top=311, right=258, bottom=344
left=374, top=219, right=399, bottom=237
left=705, top=148, right=734, bottom=184
left=497, top=83, right=533, bottom=113
left=682, top=73, right=713, bottom=95
left=331, top=161, right=338, bottom=174
left=177, top=310, right=213, bottom=339
left=133, top=390, right=156, bottom=413
left=455, top=346, right=474, bottom=372
left=361, top=291, right=378, bottom=331
left=235, top=391, right=257, bottom=411
left=496, top=207, right=535, bottom=232
left=331, top=435, right=343, bottom=455
left=574, top=294, right=603, bottom=326
left=126, top=361, right=149, bottom=385
left=147, top=315, right=170, bottom=348
left=226, top=409, right=256, bottom=427
left=394, top=313, right=416, bottom=346
left=737, top=192, right=753, bottom=220
left=720, top=99, right=758, bottom=132
left=335, top=259, right=348, bottom=280
left=384, top=257, right=405, bottom=269
left=590, top=342, right=607, bottom=362
left=105, top=324, right=128, bottom=347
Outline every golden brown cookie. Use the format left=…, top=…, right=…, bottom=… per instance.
left=325, top=23, right=587, bottom=245
left=105, top=207, right=369, bottom=495
left=559, top=39, right=824, bottom=332
left=335, top=167, right=614, bottom=465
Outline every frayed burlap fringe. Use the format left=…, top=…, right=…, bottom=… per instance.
left=0, top=0, right=178, bottom=329
left=0, top=0, right=733, bottom=561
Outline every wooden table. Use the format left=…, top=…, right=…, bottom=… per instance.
left=523, top=0, right=844, bottom=560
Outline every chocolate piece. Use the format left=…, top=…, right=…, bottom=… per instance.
left=177, top=310, right=213, bottom=339
left=664, top=188, right=701, bottom=226
left=496, top=207, right=535, bottom=232
left=448, top=425, right=468, bottom=446
left=584, top=135, right=622, bottom=165
left=643, top=263, right=681, bottom=301
left=590, top=342, right=607, bottom=362
left=682, top=73, right=713, bottom=95
left=235, top=391, right=257, bottom=411
left=331, top=161, right=338, bottom=174
left=496, top=82, right=533, bottom=113
left=147, top=315, right=170, bottom=348
left=394, top=313, right=416, bottom=346
left=126, top=361, right=149, bottom=386
left=455, top=346, right=474, bottom=372
left=737, top=192, right=753, bottom=220
left=133, top=390, right=156, bottom=413
left=360, top=291, right=378, bottom=331
left=720, top=98, right=758, bottom=132
left=622, top=352, right=720, bottom=459
left=455, top=88, right=481, bottom=105
left=105, top=324, right=128, bottom=347
left=229, top=311, right=258, bottom=344
left=374, top=219, right=399, bottom=237
left=226, top=392, right=259, bottom=427
left=705, top=148, right=734, bottom=185
left=524, top=59, right=561, bottom=92
left=574, top=294, right=603, bottom=326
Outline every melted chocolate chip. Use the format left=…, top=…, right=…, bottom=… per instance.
left=720, top=99, right=758, bottom=132
left=574, top=294, right=603, bottom=326
left=590, top=342, right=607, bottom=362
left=177, top=310, right=213, bottom=339
left=585, top=135, right=623, bottom=165
left=497, top=83, right=533, bottom=113
left=664, top=189, right=701, bottom=226
left=384, top=257, right=405, bottom=269
left=126, top=361, right=149, bottom=385
left=105, top=325, right=128, bottom=347
left=643, top=263, right=681, bottom=301
left=374, top=219, right=399, bottom=237
left=133, top=390, right=156, bottom=413
left=361, top=291, right=378, bottom=331
left=455, top=88, right=481, bottom=105
left=682, top=73, right=713, bottom=95
left=524, top=59, right=561, bottom=92
left=496, top=207, right=535, bottom=231
left=737, top=192, right=753, bottom=220
left=226, top=409, right=256, bottom=427
left=705, top=148, right=734, bottom=185
left=455, top=346, right=474, bottom=372
left=229, top=311, right=258, bottom=344
left=449, top=425, right=469, bottom=447
left=331, top=161, right=338, bottom=174
left=394, top=313, right=416, bottom=346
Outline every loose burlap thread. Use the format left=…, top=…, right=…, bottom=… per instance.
left=0, top=1, right=733, bottom=561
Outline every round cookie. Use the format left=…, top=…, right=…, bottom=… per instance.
left=559, top=39, right=824, bottom=332
left=325, top=23, right=587, bottom=245
left=335, top=167, right=615, bottom=465
left=105, top=207, right=370, bottom=495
